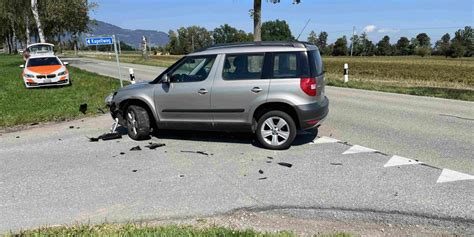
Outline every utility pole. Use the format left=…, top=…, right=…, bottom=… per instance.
left=350, top=26, right=355, bottom=57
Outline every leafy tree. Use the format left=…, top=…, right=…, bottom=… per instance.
left=166, top=30, right=180, bottom=55
left=261, top=20, right=294, bottom=41
left=166, top=26, right=212, bottom=54
left=452, top=26, right=473, bottom=57
left=434, top=33, right=450, bottom=57
left=416, top=46, right=431, bottom=57
left=213, top=24, right=252, bottom=44
left=251, top=0, right=301, bottom=41
left=395, top=37, right=410, bottom=55
left=307, top=30, right=317, bottom=44
left=332, top=36, right=348, bottom=56
left=359, top=32, right=375, bottom=56
left=449, top=40, right=465, bottom=58
left=316, top=31, right=329, bottom=55
left=416, top=33, right=431, bottom=47
left=376, top=35, right=392, bottom=56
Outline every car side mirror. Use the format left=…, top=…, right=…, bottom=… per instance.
left=63, top=62, right=69, bottom=66
left=19, top=65, right=24, bottom=68
left=162, top=74, right=170, bottom=84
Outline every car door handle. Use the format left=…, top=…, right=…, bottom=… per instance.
left=198, top=88, right=208, bottom=94
left=251, top=87, right=263, bottom=93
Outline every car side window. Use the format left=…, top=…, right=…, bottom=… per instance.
left=222, top=54, right=264, bottom=80
left=169, top=55, right=216, bottom=83
left=272, top=52, right=298, bottom=78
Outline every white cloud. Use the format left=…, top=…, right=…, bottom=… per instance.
left=363, top=25, right=376, bottom=33
left=378, top=28, right=400, bottom=33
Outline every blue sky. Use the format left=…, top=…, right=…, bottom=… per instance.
left=92, top=0, right=473, bottom=43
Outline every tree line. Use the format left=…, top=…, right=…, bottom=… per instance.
left=0, top=0, right=95, bottom=54
left=162, top=20, right=472, bottom=58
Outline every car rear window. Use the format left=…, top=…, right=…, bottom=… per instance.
left=269, top=52, right=310, bottom=79
left=308, top=50, right=324, bottom=76
left=223, top=54, right=264, bottom=80
left=27, top=57, right=61, bottom=67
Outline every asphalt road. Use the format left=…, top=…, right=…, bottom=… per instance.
left=0, top=57, right=472, bottom=234
left=66, top=57, right=474, bottom=173
left=0, top=116, right=472, bottom=233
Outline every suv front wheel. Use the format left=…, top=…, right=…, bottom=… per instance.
left=125, top=105, right=151, bottom=140
left=256, top=111, right=296, bottom=150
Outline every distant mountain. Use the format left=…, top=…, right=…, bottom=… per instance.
left=87, top=20, right=169, bottom=48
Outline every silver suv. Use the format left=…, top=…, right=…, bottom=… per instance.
left=107, top=42, right=329, bottom=150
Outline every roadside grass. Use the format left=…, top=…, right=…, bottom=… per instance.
left=0, top=54, right=124, bottom=128
left=4, top=223, right=351, bottom=237
left=74, top=52, right=474, bottom=101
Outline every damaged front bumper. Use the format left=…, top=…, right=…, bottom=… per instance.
left=105, top=92, right=125, bottom=125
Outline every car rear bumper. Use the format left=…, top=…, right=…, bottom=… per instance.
left=294, top=96, right=329, bottom=130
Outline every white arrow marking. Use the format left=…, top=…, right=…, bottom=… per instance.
left=384, top=155, right=423, bottom=167
left=436, top=169, right=474, bottom=183
left=312, top=136, right=339, bottom=144
left=342, top=145, right=377, bottom=155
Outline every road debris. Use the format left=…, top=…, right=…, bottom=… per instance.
left=330, top=162, right=343, bottom=166
left=120, top=152, right=125, bottom=155
left=89, top=137, right=99, bottom=142
left=258, top=177, right=267, bottom=180
left=181, top=150, right=209, bottom=156
left=30, top=122, right=39, bottom=126
left=99, top=132, right=122, bottom=141
left=130, top=146, right=142, bottom=151
left=15, top=136, right=20, bottom=138
left=277, top=162, right=293, bottom=168
left=180, top=175, right=185, bottom=177
left=266, top=160, right=272, bottom=163
left=79, top=103, right=88, bottom=114
left=267, top=156, right=274, bottom=159
left=132, top=169, right=137, bottom=172
left=258, top=169, right=264, bottom=174
left=146, top=142, right=166, bottom=149
left=69, top=126, right=74, bottom=129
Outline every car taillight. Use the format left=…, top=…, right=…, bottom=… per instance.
left=300, top=77, right=317, bottom=96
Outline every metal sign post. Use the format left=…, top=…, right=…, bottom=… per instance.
left=85, top=36, right=123, bottom=88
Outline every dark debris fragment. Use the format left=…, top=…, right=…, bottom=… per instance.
left=89, top=137, right=99, bottom=142
left=69, top=126, right=74, bottom=129
left=130, top=146, right=142, bottom=151
left=120, top=152, right=125, bottom=155
left=99, top=132, right=122, bottom=141
left=277, top=162, right=293, bottom=168
left=258, top=169, right=264, bottom=174
left=146, top=142, right=166, bottom=149
left=132, top=169, right=137, bottom=172
left=181, top=150, right=209, bottom=156
left=267, top=156, right=273, bottom=160
left=15, top=136, right=20, bottom=139
left=330, top=162, right=343, bottom=166
left=30, top=122, right=39, bottom=126
left=79, top=103, right=88, bottom=114
left=258, top=177, right=267, bottom=180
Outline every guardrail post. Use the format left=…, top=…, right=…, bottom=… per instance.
left=129, top=68, right=136, bottom=84
left=344, top=63, right=349, bottom=83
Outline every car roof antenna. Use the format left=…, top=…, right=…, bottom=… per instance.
left=296, top=18, right=311, bottom=41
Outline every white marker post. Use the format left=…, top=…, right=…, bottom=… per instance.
left=344, top=63, right=349, bottom=83
left=129, top=68, right=136, bottom=84
left=112, top=34, right=123, bottom=88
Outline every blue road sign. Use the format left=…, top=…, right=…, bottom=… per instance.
left=85, top=37, right=114, bottom=46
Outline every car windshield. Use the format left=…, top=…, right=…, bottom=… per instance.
left=27, top=57, right=61, bottom=67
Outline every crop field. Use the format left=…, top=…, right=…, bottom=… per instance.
left=72, top=51, right=474, bottom=101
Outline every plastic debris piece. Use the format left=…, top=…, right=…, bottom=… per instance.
left=79, top=103, right=88, bottom=114
left=330, top=162, right=343, bottom=166
left=258, top=177, right=267, bottom=180
left=179, top=175, right=184, bottom=177
left=277, top=162, right=293, bottom=168
left=16, top=136, right=20, bottom=138
left=258, top=169, right=264, bottom=174
left=120, top=152, right=125, bottom=155
left=130, top=146, right=142, bottom=151
left=146, top=143, right=166, bottom=149
left=99, top=132, right=122, bottom=141
left=89, top=137, right=99, bottom=142
left=132, top=169, right=137, bottom=172
left=267, top=156, right=274, bottom=159
left=69, top=126, right=74, bottom=129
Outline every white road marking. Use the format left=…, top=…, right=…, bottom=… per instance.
left=384, top=155, right=423, bottom=167
left=436, top=169, right=474, bottom=183
left=312, top=136, right=340, bottom=144
left=342, top=145, right=377, bottom=155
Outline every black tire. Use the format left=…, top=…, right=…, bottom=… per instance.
left=125, top=105, right=151, bottom=140
left=256, top=110, right=297, bottom=150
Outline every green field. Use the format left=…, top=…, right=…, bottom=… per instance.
left=4, top=223, right=350, bottom=237
left=0, top=55, right=123, bottom=128
left=74, top=51, right=474, bottom=101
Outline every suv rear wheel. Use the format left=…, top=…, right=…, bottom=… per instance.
left=256, top=111, right=296, bottom=150
left=126, top=105, right=150, bottom=140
